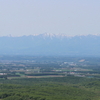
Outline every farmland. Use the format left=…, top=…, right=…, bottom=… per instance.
left=0, top=56, right=100, bottom=100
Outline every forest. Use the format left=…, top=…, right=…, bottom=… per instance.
left=0, top=56, right=100, bottom=100
left=0, top=76, right=100, bottom=100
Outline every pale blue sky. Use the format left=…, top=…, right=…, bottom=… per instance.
left=0, top=0, right=100, bottom=36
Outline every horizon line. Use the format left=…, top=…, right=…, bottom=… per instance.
left=0, top=33, right=100, bottom=37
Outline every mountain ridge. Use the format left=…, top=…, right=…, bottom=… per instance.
left=1, top=33, right=100, bottom=38
left=0, top=34, right=100, bottom=56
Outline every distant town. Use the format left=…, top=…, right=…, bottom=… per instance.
left=0, top=56, right=100, bottom=79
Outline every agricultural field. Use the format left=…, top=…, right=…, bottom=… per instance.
left=0, top=56, right=100, bottom=100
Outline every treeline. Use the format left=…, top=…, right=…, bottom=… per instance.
left=25, top=73, right=61, bottom=76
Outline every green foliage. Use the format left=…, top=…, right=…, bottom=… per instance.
left=0, top=76, right=100, bottom=100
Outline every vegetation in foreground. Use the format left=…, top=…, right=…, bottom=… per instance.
left=0, top=76, right=100, bottom=100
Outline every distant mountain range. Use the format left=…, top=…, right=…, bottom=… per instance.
left=0, top=34, right=100, bottom=56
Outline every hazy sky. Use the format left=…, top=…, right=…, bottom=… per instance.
left=0, top=0, right=100, bottom=36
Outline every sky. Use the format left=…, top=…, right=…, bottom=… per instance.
left=0, top=0, right=100, bottom=37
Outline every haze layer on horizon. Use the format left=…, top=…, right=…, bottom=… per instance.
left=0, top=0, right=100, bottom=37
